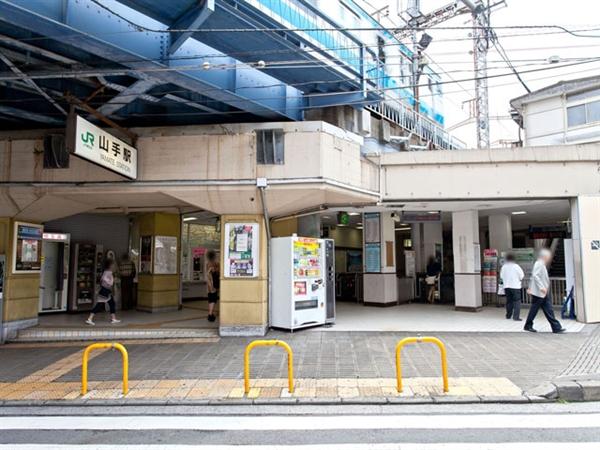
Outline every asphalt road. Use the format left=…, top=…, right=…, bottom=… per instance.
left=1, top=402, right=600, bottom=448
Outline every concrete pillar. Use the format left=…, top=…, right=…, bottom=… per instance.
left=0, top=218, right=41, bottom=341
left=570, top=196, right=600, bottom=323
left=412, top=222, right=443, bottom=272
left=452, top=210, right=482, bottom=311
left=488, top=214, right=512, bottom=254
left=134, top=212, right=181, bottom=313
left=219, top=214, right=268, bottom=336
left=363, top=212, right=398, bottom=306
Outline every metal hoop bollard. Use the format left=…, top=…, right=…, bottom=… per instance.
left=395, top=336, right=449, bottom=393
left=244, top=340, right=294, bottom=394
left=81, top=342, right=129, bottom=395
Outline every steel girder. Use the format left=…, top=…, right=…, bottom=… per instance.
left=0, top=0, right=304, bottom=120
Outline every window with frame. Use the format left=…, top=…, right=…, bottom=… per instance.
left=567, top=99, right=600, bottom=128
left=256, top=129, right=284, bottom=165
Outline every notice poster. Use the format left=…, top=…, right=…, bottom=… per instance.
left=13, top=222, right=43, bottom=273
left=364, top=213, right=380, bottom=244
left=365, top=242, right=381, bottom=273
left=224, top=223, right=259, bottom=278
left=293, top=238, right=321, bottom=278
left=482, top=248, right=499, bottom=293
left=154, top=236, right=178, bottom=275
left=405, top=250, right=416, bottom=277
left=139, top=236, right=153, bottom=274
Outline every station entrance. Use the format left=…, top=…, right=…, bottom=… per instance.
left=273, top=198, right=584, bottom=333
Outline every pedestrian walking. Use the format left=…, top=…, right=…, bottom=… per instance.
left=425, top=256, right=442, bottom=304
left=118, top=253, right=136, bottom=310
left=206, top=250, right=220, bottom=323
left=524, top=248, right=566, bottom=333
left=86, top=259, right=121, bottom=325
left=500, top=253, right=524, bottom=321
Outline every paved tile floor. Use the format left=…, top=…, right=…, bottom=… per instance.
left=0, top=328, right=588, bottom=391
left=327, top=302, right=585, bottom=333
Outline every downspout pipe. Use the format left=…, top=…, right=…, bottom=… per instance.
left=257, top=179, right=272, bottom=331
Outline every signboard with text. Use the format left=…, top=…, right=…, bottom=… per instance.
left=70, top=115, right=137, bottom=179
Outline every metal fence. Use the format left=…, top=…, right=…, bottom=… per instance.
left=484, top=277, right=567, bottom=307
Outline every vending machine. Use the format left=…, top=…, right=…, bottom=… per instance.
left=271, top=236, right=328, bottom=331
left=69, top=243, right=104, bottom=312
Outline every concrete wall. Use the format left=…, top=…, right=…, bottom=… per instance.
left=0, top=218, right=40, bottom=340
left=381, top=143, right=600, bottom=201
left=0, top=121, right=378, bottom=221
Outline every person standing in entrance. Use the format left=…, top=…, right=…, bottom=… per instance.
left=119, top=253, right=136, bottom=310
left=425, top=256, right=442, bottom=304
left=500, top=253, right=524, bottom=321
left=206, top=250, right=220, bottom=323
left=86, top=259, right=121, bottom=325
left=524, top=248, right=566, bottom=333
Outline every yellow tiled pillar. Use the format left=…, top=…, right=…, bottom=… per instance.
left=0, top=218, right=40, bottom=341
left=219, top=214, right=268, bottom=336
left=133, top=212, right=181, bottom=313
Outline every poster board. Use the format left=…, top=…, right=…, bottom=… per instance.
left=482, top=248, right=499, bottom=293
left=365, top=243, right=381, bottom=273
left=405, top=250, right=416, bottom=277
left=153, top=235, right=178, bottom=275
left=139, top=236, right=153, bottom=274
left=364, top=213, right=380, bottom=244
left=224, top=223, right=259, bottom=278
left=12, top=222, right=43, bottom=273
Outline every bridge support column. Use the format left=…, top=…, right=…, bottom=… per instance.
left=488, top=214, right=512, bottom=255
left=570, top=196, right=600, bottom=323
left=452, top=210, right=482, bottom=312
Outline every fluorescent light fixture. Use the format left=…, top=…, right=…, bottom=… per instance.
left=395, top=227, right=412, bottom=231
left=357, top=226, right=363, bottom=229
left=427, top=211, right=438, bottom=215
left=183, top=217, right=197, bottom=222
left=322, top=215, right=331, bottom=219
left=357, top=222, right=362, bottom=226
left=349, top=212, right=361, bottom=216
left=511, top=211, right=527, bottom=215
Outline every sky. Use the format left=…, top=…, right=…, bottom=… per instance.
left=367, top=0, right=600, bottom=148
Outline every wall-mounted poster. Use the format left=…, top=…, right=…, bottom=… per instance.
left=12, top=222, right=43, bottom=273
left=364, top=213, right=380, bottom=244
left=154, top=236, right=178, bottom=275
left=139, top=236, right=153, bottom=274
left=224, top=223, right=259, bottom=278
left=365, top=242, right=381, bottom=273
left=482, top=248, right=499, bottom=293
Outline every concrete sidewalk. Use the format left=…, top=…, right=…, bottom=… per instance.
left=1, top=325, right=597, bottom=404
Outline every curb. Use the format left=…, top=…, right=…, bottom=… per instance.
left=526, top=379, right=600, bottom=402
left=0, top=394, right=547, bottom=407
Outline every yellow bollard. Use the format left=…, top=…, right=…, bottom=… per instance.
left=244, top=340, right=294, bottom=395
left=395, top=336, right=448, bottom=393
left=81, top=342, right=129, bottom=396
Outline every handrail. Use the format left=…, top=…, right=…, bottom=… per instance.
left=395, top=336, right=449, bottom=393
left=244, top=340, right=294, bottom=395
left=81, top=342, right=129, bottom=395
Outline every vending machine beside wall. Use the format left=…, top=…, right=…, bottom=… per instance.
left=271, top=236, right=327, bottom=331
left=69, top=243, right=103, bottom=312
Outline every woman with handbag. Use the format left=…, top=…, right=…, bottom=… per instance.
left=85, top=259, right=121, bottom=325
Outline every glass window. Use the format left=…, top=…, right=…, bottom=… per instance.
left=586, top=100, right=600, bottom=123
left=256, top=129, right=284, bottom=165
left=567, top=104, right=586, bottom=127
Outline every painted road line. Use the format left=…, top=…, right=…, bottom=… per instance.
left=1, top=444, right=600, bottom=450
left=1, top=414, right=600, bottom=431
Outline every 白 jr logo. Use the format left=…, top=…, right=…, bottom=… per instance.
left=80, top=131, right=95, bottom=149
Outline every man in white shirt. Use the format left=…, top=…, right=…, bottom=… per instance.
left=524, top=248, right=565, bottom=333
left=500, top=253, right=525, bottom=321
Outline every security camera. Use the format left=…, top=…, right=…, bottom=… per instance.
left=391, top=212, right=401, bottom=222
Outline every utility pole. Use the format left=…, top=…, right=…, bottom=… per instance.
left=461, top=0, right=491, bottom=148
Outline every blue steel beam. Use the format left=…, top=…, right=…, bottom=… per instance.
left=168, top=0, right=214, bottom=55
left=0, top=0, right=303, bottom=120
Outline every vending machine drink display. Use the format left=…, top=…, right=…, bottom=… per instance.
left=271, top=236, right=329, bottom=330
left=69, top=243, right=103, bottom=312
